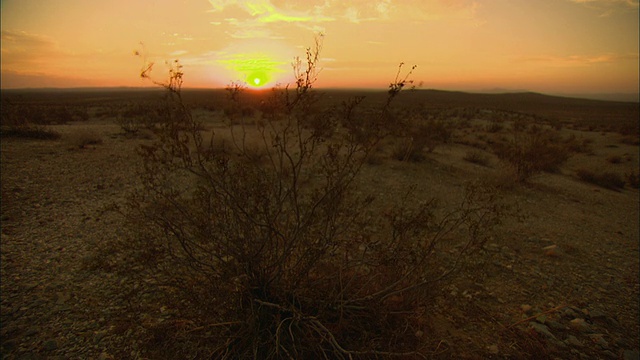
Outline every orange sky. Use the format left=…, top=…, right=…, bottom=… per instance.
left=1, top=0, right=638, bottom=95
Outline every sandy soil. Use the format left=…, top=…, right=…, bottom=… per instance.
left=1, top=104, right=639, bottom=359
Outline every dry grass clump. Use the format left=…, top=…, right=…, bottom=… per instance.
left=576, top=169, right=626, bottom=190
left=121, top=42, right=509, bottom=359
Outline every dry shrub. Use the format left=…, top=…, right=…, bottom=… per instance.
left=0, top=100, right=61, bottom=140
left=123, top=42, right=508, bottom=359
left=391, top=118, right=452, bottom=162
left=576, top=169, right=626, bottom=190
left=463, top=149, right=491, bottom=167
left=492, top=125, right=572, bottom=182
left=620, top=135, right=639, bottom=146
left=564, top=134, right=593, bottom=154
left=67, top=129, right=103, bottom=149
left=606, top=155, right=622, bottom=164
left=626, top=171, right=639, bottom=188
left=0, top=125, right=61, bottom=140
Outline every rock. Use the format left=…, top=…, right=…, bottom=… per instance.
left=43, top=339, right=58, bottom=351
left=98, top=352, right=113, bottom=360
left=543, top=244, right=562, bottom=257
left=529, top=322, right=557, bottom=340
left=565, top=335, right=583, bottom=347
left=564, top=308, right=579, bottom=319
left=587, top=334, right=608, bottom=348
left=546, top=320, right=566, bottom=331
left=24, top=327, right=39, bottom=336
left=486, top=344, right=499, bottom=354
left=569, top=318, right=591, bottom=332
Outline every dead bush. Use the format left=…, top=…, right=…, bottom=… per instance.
left=123, top=40, right=508, bottom=359
left=492, top=125, right=572, bottom=182
left=391, top=117, right=452, bottom=162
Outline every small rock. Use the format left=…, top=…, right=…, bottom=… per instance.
left=98, top=352, right=113, bottom=360
left=529, top=322, right=557, bottom=340
left=564, top=308, right=579, bottom=319
left=543, top=244, right=562, bottom=257
left=546, top=320, right=566, bottom=331
left=587, top=334, right=608, bottom=348
left=43, top=339, right=58, bottom=351
left=569, top=318, right=591, bottom=332
left=24, top=327, right=39, bottom=336
left=487, top=344, right=499, bottom=354
left=565, top=335, right=583, bottom=347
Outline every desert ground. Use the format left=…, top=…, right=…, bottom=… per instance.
left=1, top=88, right=639, bottom=359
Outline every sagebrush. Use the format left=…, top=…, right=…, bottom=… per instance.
left=123, top=39, right=508, bottom=359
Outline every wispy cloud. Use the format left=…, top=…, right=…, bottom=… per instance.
left=515, top=53, right=639, bottom=67
left=0, top=30, right=60, bottom=69
left=567, top=0, right=639, bottom=16
left=568, top=0, right=639, bottom=7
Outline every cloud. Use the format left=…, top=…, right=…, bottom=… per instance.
left=568, top=0, right=638, bottom=7
left=567, top=0, right=639, bottom=16
left=0, top=30, right=61, bottom=70
left=515, top=53, right=639, bottom=67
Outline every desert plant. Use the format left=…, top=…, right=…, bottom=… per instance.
left=67, top=129, right=103, bottom=149
left=0, top=100, right=61, bottom=139
left=123, top=39, right=508, bottom=359
left=492, top=124, right=572, bottom=182
left=464, top=150, right=491, bottom=166
left=390, top=117, right=451, bottom=162
left=606, top=155, right=622, bottom=164
left=576, top=169, right=626, bottom=190
left=625, top=171, right=639, bottom=188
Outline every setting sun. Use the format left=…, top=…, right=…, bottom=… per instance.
left=0, top=0, right=638, bottom=99
left=247, top=70, right=269, bottom=88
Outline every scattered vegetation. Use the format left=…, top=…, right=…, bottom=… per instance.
left=0, top=100, right=62, bottom=139
left=576, top=169, right=626, bottom=190
left=121, top=39, right=509, bottom=358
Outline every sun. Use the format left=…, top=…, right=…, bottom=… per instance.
left=247, top=70, right=269, bottom=88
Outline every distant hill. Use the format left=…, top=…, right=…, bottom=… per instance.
left=2, top=87, right=637, bottom=128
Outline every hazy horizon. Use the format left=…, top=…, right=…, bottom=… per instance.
left=1, top=85, right=638, bottom=103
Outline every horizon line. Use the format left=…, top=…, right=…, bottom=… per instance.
left=1, top=86, right=638, bottom=103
